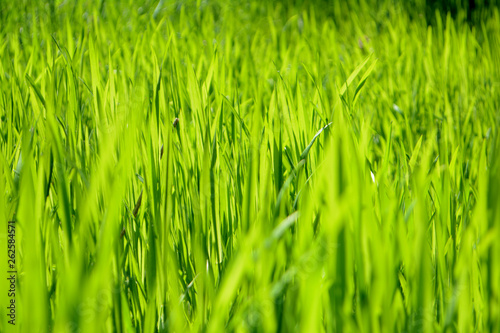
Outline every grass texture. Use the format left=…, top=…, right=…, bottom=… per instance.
left=1, top=0, right=500, bottom=332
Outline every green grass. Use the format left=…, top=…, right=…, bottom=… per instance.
left=1, top=0, right=500, bottom=332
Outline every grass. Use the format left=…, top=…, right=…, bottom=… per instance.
left=0, top=0, right=500, bottom=332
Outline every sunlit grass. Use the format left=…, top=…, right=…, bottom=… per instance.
left=1, top=1, right=499, bottom=332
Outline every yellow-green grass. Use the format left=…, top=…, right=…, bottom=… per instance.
left=0, top=1, right=499, bottom=332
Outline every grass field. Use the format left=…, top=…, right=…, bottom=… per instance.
left=1, top=0, right=500, bottom=332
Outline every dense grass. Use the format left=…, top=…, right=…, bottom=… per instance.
left=1, top=0, right=500, bottom=332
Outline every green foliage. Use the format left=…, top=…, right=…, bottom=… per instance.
left=1, top=1, right=499, bottom=332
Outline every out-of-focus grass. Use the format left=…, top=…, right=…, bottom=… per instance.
left=0, top=0, right=499, bottom=332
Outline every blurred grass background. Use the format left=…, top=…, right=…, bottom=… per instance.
left=0, top=0, right=499, bottom=332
